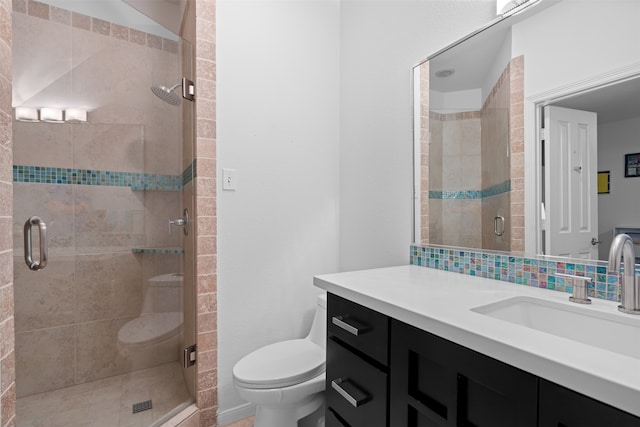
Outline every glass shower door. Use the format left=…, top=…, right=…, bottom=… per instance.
left=12, top=2, right=195, bottom=425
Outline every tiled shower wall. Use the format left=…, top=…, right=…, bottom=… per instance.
left=0, top=0, right=15, bottom=424
left=180, top=0, right=218, bottom=425
left=194, top=2, right=218, bottom=424
left=429, top=111, right=482, bottom=248
left=509, top=55, right=525, bottom=252
left=419, top=61, right=429, bottom=243
left=12, top=5, right=183, bottom=398
left=481, top=62, right=511, bottom=252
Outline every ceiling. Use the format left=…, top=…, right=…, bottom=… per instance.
left=427, top=0, right=558, bottom=93
left=428, top=20, right=509, bottom=93
left=552, top=77, right=640, bottom=124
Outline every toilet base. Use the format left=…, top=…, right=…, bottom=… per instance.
left=254, top=393, right=324, bottom=427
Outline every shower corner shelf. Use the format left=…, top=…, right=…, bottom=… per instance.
left=130, top=185, right=182, bottom=191
left=132, top=247, right=185, bottom=255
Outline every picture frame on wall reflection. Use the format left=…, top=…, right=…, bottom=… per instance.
left=624, top=153, right=640, bottom=178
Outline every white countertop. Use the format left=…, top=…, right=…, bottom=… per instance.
left=314, top=265, right=640, bottom=417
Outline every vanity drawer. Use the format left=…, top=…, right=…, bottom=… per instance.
left=327, top=293, right=389, bottom=366
left=327, top=338, right=388, bottom=427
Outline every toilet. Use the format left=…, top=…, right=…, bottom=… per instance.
left=233, top=293, right=327, bottom=427
left=117, top=273, right=184, bottom=369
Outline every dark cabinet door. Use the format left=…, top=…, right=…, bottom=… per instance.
left=326, top=338, right=388, bottom=427
left=538, top=379, right=640, bottom=427
left=326, top=407, right=350, bottom=427
left=390, top=320, right=538, bottom=427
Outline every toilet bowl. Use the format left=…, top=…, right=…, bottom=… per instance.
left=233, top=293, right=327, bottom=427
left=117, top=273, right=184, bottom=369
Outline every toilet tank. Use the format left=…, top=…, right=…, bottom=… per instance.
left=306, top=293, right=327, bottom=349
left=142, top=273, right=184, bottom=313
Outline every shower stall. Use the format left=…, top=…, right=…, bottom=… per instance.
left=11, top=1, right=196, bottom=425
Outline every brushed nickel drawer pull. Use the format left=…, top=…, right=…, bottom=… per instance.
left=332, top=316, right=368, bottom=336
left=331, top=378, right=369, bottom=408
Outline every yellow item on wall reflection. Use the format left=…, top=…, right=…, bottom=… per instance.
left=598, top=171, right=610, bottom=194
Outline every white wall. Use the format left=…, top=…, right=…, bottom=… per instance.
left=597, top=116, right=640, bottom=259
left=512, top=0, right=640, bottom=97
left=217, top=0, right=496, bottom=422
left=431, top=88, right=483, bottom=114
left=339, top=0, right=495, bottom=271
left=216, top=0, right=341, bottom=420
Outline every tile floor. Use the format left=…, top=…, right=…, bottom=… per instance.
left=222, top=416, right=255, bottom=427
left=16, top=362, right=191, bottom=427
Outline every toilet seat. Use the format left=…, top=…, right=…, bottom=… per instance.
left=118, top=312, right=182, bottom=347
left=233, top=339, right=325, bottom=390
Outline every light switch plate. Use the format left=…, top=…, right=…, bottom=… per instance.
left=222, top=168, right=236, bottom=191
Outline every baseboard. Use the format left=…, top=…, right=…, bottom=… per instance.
left=216, top=402, right=256, bottom=426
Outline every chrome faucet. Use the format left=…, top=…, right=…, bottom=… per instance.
left=607, top=233, right=640, bottom=314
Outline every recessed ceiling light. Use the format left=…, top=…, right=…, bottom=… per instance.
left=435, top=69, right=455, bottom=78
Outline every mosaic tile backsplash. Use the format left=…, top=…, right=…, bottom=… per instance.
left=410, top=245, right=625, bottom=302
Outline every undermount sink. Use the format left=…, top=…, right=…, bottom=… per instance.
left=472, top=296, right=640, bottom=360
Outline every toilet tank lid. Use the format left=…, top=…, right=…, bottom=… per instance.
left=149, top=273, right=184, bottom=287
left=233, top=339, right=325, bottom=389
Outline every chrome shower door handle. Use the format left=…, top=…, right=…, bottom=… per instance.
left=494, top=215, right=505, bottom=236
left=24, top=216, right=48, bottom=271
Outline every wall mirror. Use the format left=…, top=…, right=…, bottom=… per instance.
left=413, top=0, right=640, bottom=263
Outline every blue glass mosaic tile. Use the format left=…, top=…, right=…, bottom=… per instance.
left=410, top=244, right=636, bottom=303
left=429, top=180, right=510, bottom=200
left=482, top=180, right=511, bottom=198
left=182, top=159, right=196, bottom=186
left=14, top=161, right=197, bottom=190
left=132, top=248, right=185, bottom=254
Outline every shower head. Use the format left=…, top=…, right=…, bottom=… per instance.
left=151, top=82, right=182, bottom=106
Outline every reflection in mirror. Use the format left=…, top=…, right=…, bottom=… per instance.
left=414, top=3, right=540, bottom=253
left=413, top=0, right=640, bottom=263
left=542, top=77, right=640, bottom=262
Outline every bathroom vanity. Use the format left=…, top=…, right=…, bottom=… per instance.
left=316, top=266, right=640, bottom=427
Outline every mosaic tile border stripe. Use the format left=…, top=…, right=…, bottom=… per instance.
left=14, top=162, right=196, bottom=190
left=482, top=180, right=511, bottom=198
left=132, top=248, right=185, bottom=255
left=429, top=189, right=481, bottom=200
left=410, top=244, right=622, bottom=302
left=429, top=180, right=511, bottom=200
left=182, top=159, right=196, bottom=186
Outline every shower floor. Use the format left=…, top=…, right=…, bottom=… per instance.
left=16, top=362, right=191, bottom=426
